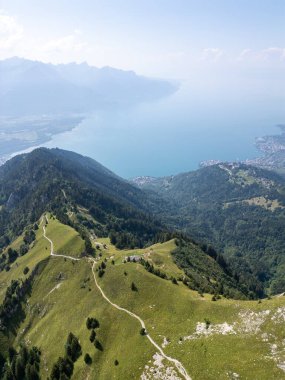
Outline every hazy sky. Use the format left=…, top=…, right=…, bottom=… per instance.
left=0, top=0, right=284, bottom=80
left=0, top=1, right=284, bottom=176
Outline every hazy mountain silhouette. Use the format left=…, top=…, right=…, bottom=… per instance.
left=0, top=57, right=178, bottom=116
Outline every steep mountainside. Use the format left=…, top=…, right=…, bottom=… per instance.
left=132, top=163, right=285, bottom=294
left=0, top=150, right=278, bottom=298
left=0, top=148, right=168, bottom=250
left=1, top=150, right=285, bottom=379
left=0, top=215, right=285, bottom=380
left=0, top=57, right=177, bottom=116
left=0, top=149, right=252, bottom=298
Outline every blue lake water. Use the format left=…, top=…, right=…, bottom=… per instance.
left=44, top=81, right=285, bottom=178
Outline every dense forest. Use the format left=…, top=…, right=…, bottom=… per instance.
left=1, top=148, right=285, bottom=379
left=0, top=148, right=167, bottom=252
left=134, top=163, right=285, bottom=295
left=0, top=149, right=281, bottom=298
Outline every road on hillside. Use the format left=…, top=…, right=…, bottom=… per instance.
left=42, top=217, right=192, bottom=380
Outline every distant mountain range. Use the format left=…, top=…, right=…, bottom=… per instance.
left=0, top=57, right=178, bottom=116
left=0, top=57, right=178, bottom=163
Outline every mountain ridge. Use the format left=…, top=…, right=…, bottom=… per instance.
left=0, top=57, right=178, bottom=116
left=130, top=162, right=285, bottom=295
left=0, top=148, right=168, bottom=251
left=1, top=211, right=285, bottom=379
left=1, top=149, right=285, bottom=379
left=0, top=148, right=255, bottom=299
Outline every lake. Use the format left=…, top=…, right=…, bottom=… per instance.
left=43, top=80, right=284, bottom=178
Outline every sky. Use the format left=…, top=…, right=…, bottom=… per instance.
left=0, top=1, right=284, bottom=176
left=0, top=0, right=284, bottom=80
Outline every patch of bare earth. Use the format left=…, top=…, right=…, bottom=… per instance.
left=141, top=353, right=183, bottom=380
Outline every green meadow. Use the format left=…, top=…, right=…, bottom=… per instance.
left=1, top=217, right=285, bottom=379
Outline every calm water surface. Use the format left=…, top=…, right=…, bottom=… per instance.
left=44, top=81, right=285, bottom=178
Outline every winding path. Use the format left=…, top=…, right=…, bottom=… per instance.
left=43, top=225, right=80, bottom=261
left=42, top=217, right=191, bottom=380
left=90, top=261, right=192, bottom=380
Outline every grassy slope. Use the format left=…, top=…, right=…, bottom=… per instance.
left=48, top=217, right=85, bottom=258
left=0, top=216, right=85, bottom=362
left=14, top=220, right=154, bottom=380
left=97, top=238, right=285, bottom=380
left=0, top=224, right=50, bottom=304
left=1, top=219, right=285, bottom=379
left=0, top=216, right=84, bottom=303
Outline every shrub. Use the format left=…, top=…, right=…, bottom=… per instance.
left=84, top=353, right=92, bottom=365
left=65, top=333, right=82, bottom=362
left=140, top=328, right=146, bottom=336
left=50, top=356, right=73, bottom=380
left=89, top=330, right=96, bottom=343
left=86, top=317, right=100, bottom=330
left=131, top=282, right=138, bottom=291
left=94, top=339, right=103, bottom=351
left=204, top=318, right=211, bottom=329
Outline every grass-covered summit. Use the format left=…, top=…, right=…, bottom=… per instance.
left=0, top=148, right=261, bottom=300
left=0, top=147, right=166, bottom=251
left=0, top=215, right=285, bottom=379
left=0, top=149, right=285, bottom=379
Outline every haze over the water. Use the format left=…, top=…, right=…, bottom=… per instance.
left=1, top=0, right=284, bottom=177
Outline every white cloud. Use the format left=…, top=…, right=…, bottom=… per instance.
left=0, top=10, right=284, bottom=77
left=261, top=47, right=285, bottom=61
left=238, top=47, right=285, bottom=63
left=0, top=10, right=92, bottom=64
left=0, top=11, right=23, bottom=50
left=238, top=48, right=252, bottom=61
left=42, top=30, right=88, bottom=55
left=201, top=48, right=224, bottom=62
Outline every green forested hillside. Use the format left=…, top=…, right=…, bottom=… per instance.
left=1, top=215, right=285, bottom=379
left=1, top=150, right=285, bottom=379
left=133, top=163, right=285, bottom=295
left=0, top=148, right=167, bottom=251
left=0, top=149, right=261, bottom=300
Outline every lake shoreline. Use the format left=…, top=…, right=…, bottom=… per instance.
left=0, top=114, right=85, bottom=165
